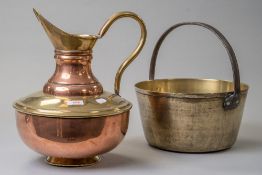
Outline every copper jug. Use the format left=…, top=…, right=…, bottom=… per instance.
left=13, top=9, right=146, bottom=166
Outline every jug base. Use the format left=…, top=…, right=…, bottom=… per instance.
left=46, top=156, right=101, bottom=167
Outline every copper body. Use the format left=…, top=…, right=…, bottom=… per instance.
left=16, top=111, right=129, bottom=162
left=44, top=50, right=103, bottom=96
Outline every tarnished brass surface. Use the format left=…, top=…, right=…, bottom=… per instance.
left=136, top=79, right=248, bottom=152
left=16, top=111, right=129, bottom=164
left=135, top=22, right=249, bottom=152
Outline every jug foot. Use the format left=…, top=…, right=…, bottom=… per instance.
left=46, top=156, right=101, bottom=167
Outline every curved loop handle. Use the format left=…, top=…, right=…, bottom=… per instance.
left=149, top=22, right=241, bottom=110
left=98, top=11, right=147, bottom=95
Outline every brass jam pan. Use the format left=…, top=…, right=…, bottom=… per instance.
left=135, top=22, right=249, bottom=153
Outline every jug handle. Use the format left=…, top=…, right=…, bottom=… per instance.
left=149, top=22, right=241, bottom=110
left=98, top=12, right=147, bottom=95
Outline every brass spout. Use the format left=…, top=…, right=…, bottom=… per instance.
left=33, top=8, right=98, bottom=51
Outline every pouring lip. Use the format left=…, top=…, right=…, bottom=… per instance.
left=33, top=8, right=101, bottom=39
left=33, top=8, right=101, bottom=51
left=78, top=34, right=101, bottom=39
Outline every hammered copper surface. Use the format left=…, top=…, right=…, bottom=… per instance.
left=16, top=111, right=129, bottom=158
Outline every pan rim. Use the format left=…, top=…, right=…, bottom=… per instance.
left=135, top=78, right=249, bottom=99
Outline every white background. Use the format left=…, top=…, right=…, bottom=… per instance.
left=0, top=0, right=261, bottom=174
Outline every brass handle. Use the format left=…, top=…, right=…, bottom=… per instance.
left=98, top=11, right=147, bottom=95
left=149, top=22, right=241, bottom=110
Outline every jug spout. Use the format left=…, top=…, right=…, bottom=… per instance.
left=33, top=9, right=103, bottom=96
left=33, top=9, right=98, bottom=51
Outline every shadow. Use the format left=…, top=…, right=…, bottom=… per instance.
left=23, top=131, right=262, bottom=173
left=232, top=138, right=262, bottom=152
left=26, top=152, right=146, bottom=170
left=28, top=156, right=53, bottom=168
left=87, top=153, right=145, bottom=169
left=231, top=120, right=262, bottom=152
left=147, top=137, right=262, bottom=155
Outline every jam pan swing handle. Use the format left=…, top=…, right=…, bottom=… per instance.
left=149, top=22, right=241, bottom=110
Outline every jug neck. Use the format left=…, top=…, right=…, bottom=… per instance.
left=43, top=50, right=103, bottom=96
